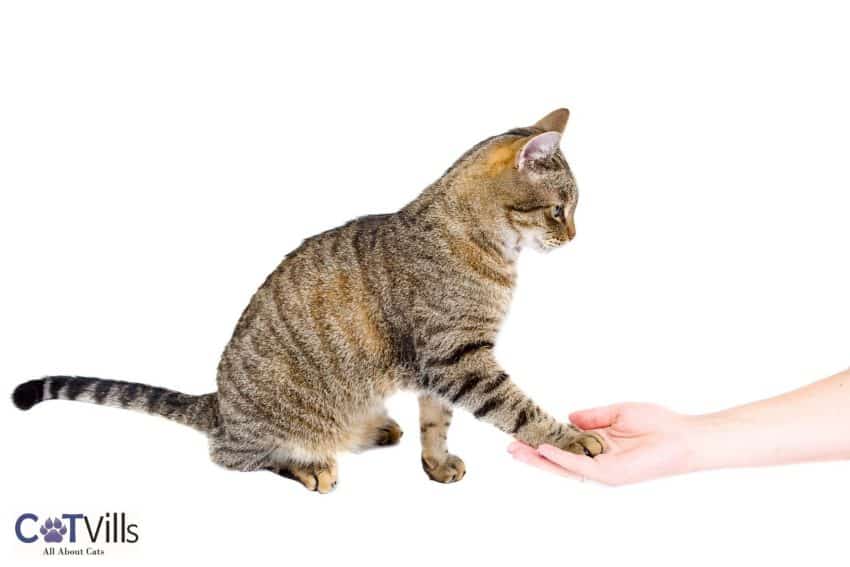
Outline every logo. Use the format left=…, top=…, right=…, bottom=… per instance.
left=15, top=513, right=139, bottom=557
left=39, top=518, right=67, bottom=543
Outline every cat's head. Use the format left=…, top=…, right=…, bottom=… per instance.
left=448, top=109, right=577, bottom=253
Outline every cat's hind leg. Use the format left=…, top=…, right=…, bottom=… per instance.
left=418, top=394, right=466, bottom=483
left=208, top=428, right=277, bottom=472
left=351, top=405, right=403, bottom=450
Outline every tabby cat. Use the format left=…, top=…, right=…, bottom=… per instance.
left=13, top=108, right=604, bottom=493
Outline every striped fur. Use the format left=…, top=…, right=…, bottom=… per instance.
left=13, top=376, right=219, bottom=432
left=12, top=108, right=604, bottom=493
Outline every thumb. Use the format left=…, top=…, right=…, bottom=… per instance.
left=568, top=404, right=621, bottom=429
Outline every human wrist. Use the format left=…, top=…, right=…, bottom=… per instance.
left=681, top=411, right=743, bottom=473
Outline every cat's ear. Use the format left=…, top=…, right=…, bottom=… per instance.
left=516, top=131, right=561, bottom=170
left=533, top=108, right=570, bottom=133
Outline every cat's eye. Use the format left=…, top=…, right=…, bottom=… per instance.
left=552, top=205, right=564, bottom=219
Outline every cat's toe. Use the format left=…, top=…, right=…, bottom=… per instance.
left=315, top=468, right=337, bottom=494
left=422, top=454, right=466, bottom=483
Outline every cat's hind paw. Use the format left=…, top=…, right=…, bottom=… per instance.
left=271, top=461, right=338, bottom=494
left=374, top=418, right=404, bottom=447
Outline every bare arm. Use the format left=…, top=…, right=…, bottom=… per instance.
left=509, top=368, right=850, bottom=485
left=691, top=368, right=850, bottom=470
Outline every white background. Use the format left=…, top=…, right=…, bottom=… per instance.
left=2, top=1, right=849, bottom=565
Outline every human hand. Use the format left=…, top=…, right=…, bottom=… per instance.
left=508, top=403, right=697, bottom=485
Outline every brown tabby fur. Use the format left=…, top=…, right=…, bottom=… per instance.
left=13, top=109, right=604, bottom=493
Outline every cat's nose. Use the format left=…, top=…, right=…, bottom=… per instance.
left=566, top=216, right=576, bottom=240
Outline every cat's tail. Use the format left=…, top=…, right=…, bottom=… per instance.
left=11, top=376, right=220, bottom=434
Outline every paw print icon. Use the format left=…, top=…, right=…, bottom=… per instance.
left=40, top=518, right=67, bottom=543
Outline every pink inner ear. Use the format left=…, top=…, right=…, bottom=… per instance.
left=518, top=131, right=561, bottom=168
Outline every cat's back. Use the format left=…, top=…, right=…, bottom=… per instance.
left=224, top=212, right=411, bottom=365
left=276, top=212, right=398, bottom=285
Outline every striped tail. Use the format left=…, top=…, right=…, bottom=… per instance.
left=12, top=376, right=220, bottom=433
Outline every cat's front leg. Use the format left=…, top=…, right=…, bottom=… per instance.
left=419, top=343, right=604, bottom=457
left=418, top=394, right=466, bottom=483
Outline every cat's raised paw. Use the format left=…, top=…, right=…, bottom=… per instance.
left=422, top=454, right=466, bottom=483
left=565, top=432, right=605, bottom=458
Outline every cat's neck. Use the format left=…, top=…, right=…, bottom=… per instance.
left=402, top=182, right=521, bottom=268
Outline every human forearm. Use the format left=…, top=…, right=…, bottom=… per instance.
left=686, top=368, right=850, bottom=472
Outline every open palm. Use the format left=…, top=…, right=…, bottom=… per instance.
left=509, top=403, right=696, bottom=485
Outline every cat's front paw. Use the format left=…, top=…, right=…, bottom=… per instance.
left=421, top=453, right=466, bottom=483
left=563, top=431, right=605, bottom=457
